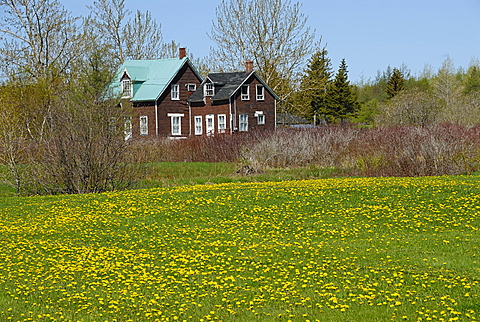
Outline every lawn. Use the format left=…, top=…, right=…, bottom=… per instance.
left=0, top=175, right=478, bottom=321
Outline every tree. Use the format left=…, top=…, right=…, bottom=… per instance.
left=86, top=0, right=178, bottom=65
left=376, top=89, right=439, bottom=126
left=0, top=0, right=81, bottom=79
left=433, top=57, right=463, bottom=110
left=462, top=63, right=480, bottom=95
left=386, top=67, right=405, bottom=98
left=30, top=49, right=136, bottom=194
left=209, top=0, right=318, bottom=109
left=325, top=59, right=360, bottom=122
left=297, top=47, right=332, bottom=123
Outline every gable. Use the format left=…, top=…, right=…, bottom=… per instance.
left=111, top=58, right=202, bottom=102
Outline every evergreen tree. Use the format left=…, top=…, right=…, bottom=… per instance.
left=386, top=67, right=405, bottom=98
left=463, top=65, right=480, bottom=95
left=325, top=58, right=360, bottom=122
left=297, top=48, right=332, bottom=123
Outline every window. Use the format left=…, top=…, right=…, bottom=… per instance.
left=187, top=83, right=197, bottom=92
left=122, top=79, right=132, bottom=98
left=124, top=117, right=132, bottom=140
left=206, top=114, right=214, bottom=136
left=218, top=114, right=226, bottom=133
left=171, top=84, right=180, bottom=100
left=239, top=114, right=248, bottom=132
left=194, top=116, right=203, bottom=135
left=255, top=111, right=265, bottom=125
left=139, top=115, right=148, bottom=136
left=241, top=85, right=250, bottom=100
left=204, top=83, right=214, bottom=96
left=168, top=113, right=184, bottom=136
left=256, top=84, right=265, bottom=101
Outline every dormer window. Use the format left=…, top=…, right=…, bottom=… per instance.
left=204, top=82, right=214, bottom=97
left=122, top=79, right=132, bottom=98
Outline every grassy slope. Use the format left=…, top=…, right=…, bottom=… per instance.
left=0, top=175, right=479, bottom=321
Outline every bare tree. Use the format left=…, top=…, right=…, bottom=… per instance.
left=0, top=0, right=81, bottom=79
left=86, top=0, right=176, bottom=65
left=29, top=50, right=136, bottom=195
left=209, top=0, right=319, bottom=106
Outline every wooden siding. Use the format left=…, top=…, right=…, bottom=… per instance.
left=190, top=75, right=276, bottom=135
left=131, top=62, right=201, bottom=138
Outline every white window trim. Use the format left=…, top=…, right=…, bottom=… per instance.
left=206, top=114, right=215, bottom=136
left=139, top=115, right=148, bottom=136
left=241, top=85, right=250, bottom=100
left=256, top=84, right=265, bottom=101
left=239, top=114, right=248, bottom=132
left=168, top=113, right=184, bottom=136
left=255, top=111, right=265, bottom=125
left=218, top=114, right=226, bottom=133
left=124, top=117, right=132, bottom=140
left=171, top=84, right=180, bottom=100
left=187, top=83, right=197, bottom=92
left=204, top=83, right=214, bottom=97
left=122, top=79, right=133, bottom=98
left=194, top=116, right=203, bottom=135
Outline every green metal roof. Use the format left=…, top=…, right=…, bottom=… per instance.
left=111, top=57, right=197, bottom=102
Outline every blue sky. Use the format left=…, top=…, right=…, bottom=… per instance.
left=62, top=0, right=480, bottom=83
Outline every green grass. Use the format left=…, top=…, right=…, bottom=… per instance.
left=0, top=175, right=479, bottom=321
left=0, top=162, right=340, bottom=197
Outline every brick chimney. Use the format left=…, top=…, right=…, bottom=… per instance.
left=179, top=47, right=187, bottom=59
left=245, top=60, right=254, bottom=73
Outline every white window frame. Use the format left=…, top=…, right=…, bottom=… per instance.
left=204, top=83, right=214, bottom=97
left=139, top=115, right=148, bottom=136
left=124, top=117, right=132, bottom=140
left=239, top=114, right=248, bottom=132
left=241, top=85, right=250, bottom=100
left=255, top=111, right=265, bottom=125
left=171, top=84, right=180, bottom=100
left=122, top=79, right=133, bottom=98
left=206, top=114, right=215, bottom=136
left=194, top=116, right=203, bottom=135
left=218, top=114, right=226, bottom=133
left=187, top=83, right=197, bottom=92
left=168, top=113, right=184, bottom=136
left=256, top=84, right=265, bottom=101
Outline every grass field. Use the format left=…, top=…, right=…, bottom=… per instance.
left=0, top=175, right=479, bottom=321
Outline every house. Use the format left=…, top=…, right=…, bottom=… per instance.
left=188, top=60, right=279, bottom=135
left=112, top=50, right=277, bottom=138
left=113, top=48, right=203, bottom=138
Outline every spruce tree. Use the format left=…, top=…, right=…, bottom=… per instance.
left=297, top=48, right=332, bottom=123
left=386, top=67, right=405, bottom=98
left=325, top=58, right=359, bottom=122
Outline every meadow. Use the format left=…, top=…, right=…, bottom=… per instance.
left=0, top=175, right=479, bottom=321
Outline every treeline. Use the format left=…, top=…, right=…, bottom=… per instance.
left=292, top=52, right=480, bottom=126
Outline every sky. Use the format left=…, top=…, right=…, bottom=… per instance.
left=61, top=0, right=480, bottom=83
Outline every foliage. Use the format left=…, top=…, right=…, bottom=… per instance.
left=0, top=175, right=478, bottom=320
left=323, top=59, right=360, bottom=122
left=296, top=48, right=333, bottom=122
left=385, top=67, right=405, bottom=98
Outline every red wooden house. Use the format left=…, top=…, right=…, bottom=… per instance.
left=188, top=60, right=278, bottom=135
left=113, top=50, right=277, bottom=138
